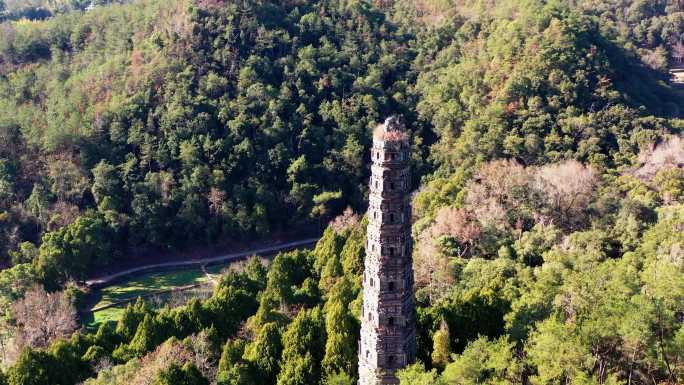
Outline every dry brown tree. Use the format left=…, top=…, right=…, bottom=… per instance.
left=129, top=341, right=193, bottom=385
left=10, top=285, right=77, bottom=357
left=413, top=234, right=454, bottom=304
left=329, top=206, right=360, bottom=234
left=634, top=135, right=684, bottom=180
left=187, top=329, right=219, bottom=380
left=465, top=159, right=539, bottom=232
left=430, top=207, right=482, bottom=258
left=641, top=46, right=669, bottom=71
left=207, top=187, right=226, bottom=216
left=535, top=160, right=598, bottom=230
left=414, top=206, right=483, bottom=303
left=47, top=200, right=81, bottom=231
left=83, top=336, right=216, bottom=385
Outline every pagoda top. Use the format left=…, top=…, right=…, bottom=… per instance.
left=373, top=116, right=408, bottom=142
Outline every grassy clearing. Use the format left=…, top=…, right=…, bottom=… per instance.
left=87, top=264, right=225, bottom=329
left=91, top=306, right=126, bottom=327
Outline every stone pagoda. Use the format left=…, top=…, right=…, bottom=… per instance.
left=358, top=116, right=416, bottom=385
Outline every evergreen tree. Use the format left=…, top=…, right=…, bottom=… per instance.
left=6, top=349, right=52, bottom=385
left=218, top=339, right=247, bottom=374
left=115, top=298, right=150, bottom=342
left=322, top=279, right=358, bottom=378
left=431, top=321, right=451, bottom=369
left=243, top=322, right=283, bottom=385
left=276, top=307, right=326, bottom=385
left=128, top=314, right=162, bottom=357
left=154, top=363, right=208, bottom=385
left=322, top=372, right=354, bottom=385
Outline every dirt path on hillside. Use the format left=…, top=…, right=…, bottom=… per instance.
left=85, top=237, right=319, bottom=289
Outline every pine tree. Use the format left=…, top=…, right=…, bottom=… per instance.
left=216, top=363, right=254, bottom=385
left=276, top=307, right=326, bottom=385
left=243, top=322, right=283, bottom=385
left=6, top=349, right=52, bottom=385
left=154, top=363, right=208, bottom=385
left=128, top=314, right=162, bottom=357
left=431, top=321, right=451, bottom=369
left=218, top=339, right=247, bottom=374
left=322, top=279, right=358, bottom=377
left=322, top=300, right=357, bottom=378
left=313, top=227, right=345, bottom=274
left=340, top=226, right=365, bottom=283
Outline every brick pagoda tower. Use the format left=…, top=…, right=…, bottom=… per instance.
left=358, top=116, right=416, bottom=385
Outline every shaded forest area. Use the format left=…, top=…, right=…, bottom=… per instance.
left=0, top=1, right=129, bottom=21
left=0, top=0, right=682, bottom=384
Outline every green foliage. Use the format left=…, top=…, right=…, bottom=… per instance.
left=266, top=250, right=317, bottom=306
left=322, top=279, right=359, bottom=378
left=154, top=363, right=208, bottom=385
left=2, top=1, right=684, bottom=385
left=91, top=161, right=126, bottom=215
left=430, top=322, right=450, bottom=369
left=128, top=314, right=163, bottom=357
left=243, top=322, right=283, bottom=384
left=115, top=297, right=150, bottom=342
left=397, top=363, right=445, bottom=385
left=442, top=337, right=521, bottom=385
left=250, top=289, right=288, bottom=330
left=4, top=199, right=684, bottom=385
left=413, top=1, right=680, bottom=172
left=9, top=242, right=38, bottom=266
left=94, top=322, right=120, bottom=350
left=203, top=284, right=259, bottom=339
left=81, top=345, right=106, bottom=365
left=323, top=372, right=354, bottom=385
left=513, top=224, right=561, bottom=266
left=218, top=339, right=247, bottom=374
left=216, top=362, right=254, bottom=385
left=311, top=191, right=343, bottom=220
left=0, top=0, right=118, bottom=21
left=34, top=212, right=114, bottom=288
left=434, top=258, right=519, bottom=352
left=277, top=307, right=326, bottom=385
left=339, top=223, right=366, bottom=282
left=0, top=160, right=15, bottom=208
left=6, top=349, right=53, bottom=385
left=6, top=340, right=89, bottom=385
left=0, top=0, right=418, bottom=266
left=313, top=227, right=346, bottom=274
left=654, top=167, right=684, bottom=203
left=242, top=257, right=268, bottom=292
left=0, top=263, right=37, bottom=318
left=526, top=319, right=593, bottom=384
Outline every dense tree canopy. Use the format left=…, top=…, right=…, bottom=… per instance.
left=0, top=0, right=422, bottom=284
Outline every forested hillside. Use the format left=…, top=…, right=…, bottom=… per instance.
left=0, top=0, right=422, bottom=286
left=0, top=0, right=682, bottom=384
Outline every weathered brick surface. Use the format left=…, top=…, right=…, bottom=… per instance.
left=358, top=117, right=416, bottom=385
